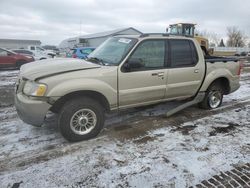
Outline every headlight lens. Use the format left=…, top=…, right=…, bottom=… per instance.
left=23, top=81, right=47, bottom=96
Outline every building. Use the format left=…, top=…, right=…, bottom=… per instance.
left=0, top=39, right=42, bottom=49
left=59, top=27, right=142, bottom=49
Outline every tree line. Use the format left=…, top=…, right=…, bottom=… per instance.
left=197, top=26, right=249, bottom=48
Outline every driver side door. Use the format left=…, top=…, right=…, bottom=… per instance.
left=118, top=39, right=168, bottom=108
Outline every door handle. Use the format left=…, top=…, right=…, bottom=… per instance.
left=152, top=72, right=164, bottom=77
left=194, top=69, right=199, bottom=73
left=157, top=72, right=164, bottom=77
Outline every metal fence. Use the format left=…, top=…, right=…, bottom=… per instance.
left=214, top=47, right=250, bottom=52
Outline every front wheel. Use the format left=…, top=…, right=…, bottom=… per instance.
left=58, top=97, right=105, bottom=142
left=199, top=83, right=223, bottom=109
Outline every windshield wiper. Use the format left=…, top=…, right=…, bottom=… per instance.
left=86, top=57, right=105, bottom=65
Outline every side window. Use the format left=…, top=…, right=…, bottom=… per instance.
left=170, top=40, right=198, bottom=67
left=23, top=50, right=32, bottom=55
left=30, top=47, right=35, bottom=50
left=128, top=40, right=165, bottom=70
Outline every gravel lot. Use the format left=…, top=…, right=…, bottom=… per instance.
left=0, top=69, right=249, bottom=187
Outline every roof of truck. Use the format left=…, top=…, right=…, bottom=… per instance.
left=113, top=33, right=194, bottom=40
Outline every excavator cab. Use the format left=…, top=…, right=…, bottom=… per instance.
left=168, top=23, right=196, bottom=37
left=167, top=23, right=213, bottom=55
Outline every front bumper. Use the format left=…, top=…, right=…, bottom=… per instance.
left=15, top=93, right=51, bottom=126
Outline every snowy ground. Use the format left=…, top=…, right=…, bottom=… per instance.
left=0, top=70, right=249, bottom=187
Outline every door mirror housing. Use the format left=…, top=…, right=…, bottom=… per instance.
left=123, top=58, right=144, bottom=72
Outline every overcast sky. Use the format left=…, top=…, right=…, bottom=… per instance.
left=0, top=0, right=249, bottom=45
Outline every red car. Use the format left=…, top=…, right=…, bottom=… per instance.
left=0, top=48, right=34, bottom=69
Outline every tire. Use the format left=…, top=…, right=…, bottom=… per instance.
left=58, top=97, right=105, bottom=142
left=199, top=83, right=223, bottom=109
left=16, top=60, right=26, bottom=69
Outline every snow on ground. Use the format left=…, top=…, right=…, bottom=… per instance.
left=0, top=70, right=18, bottom=87
left=0, top=105, right=249, bottom=187
left=0, top=70, right=249, bottom=187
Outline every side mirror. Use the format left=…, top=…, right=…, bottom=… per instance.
left=123, top=58, right=144, bottom=72
left=166, top=28, right=169, bottom=33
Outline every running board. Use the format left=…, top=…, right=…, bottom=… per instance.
left=166, top=92, right=205, bottom=117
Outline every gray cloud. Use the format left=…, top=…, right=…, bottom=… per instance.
left=0, top=0, right=249, bottom=45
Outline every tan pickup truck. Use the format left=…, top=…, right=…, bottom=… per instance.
left=15, top=34, right=242, bottom=141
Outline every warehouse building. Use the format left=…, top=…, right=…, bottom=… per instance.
left=0, top=39, right=41, bottom=49
left=59, top=27, right=142, bottom=49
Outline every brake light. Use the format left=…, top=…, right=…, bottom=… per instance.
left=72, top=54, right=77, bottom=58
left=237, top=60, right=243, bottom=75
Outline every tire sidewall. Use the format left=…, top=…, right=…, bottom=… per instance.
left=58, top=98, right=104, bottom=142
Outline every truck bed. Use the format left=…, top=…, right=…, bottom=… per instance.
left=205, top=55, right=239, bottom=63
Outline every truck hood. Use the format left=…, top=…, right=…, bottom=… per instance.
left=20, top=58, right=101, bottom=80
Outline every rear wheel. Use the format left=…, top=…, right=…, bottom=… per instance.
left=58, top=97, right=105, bottom=142
left=199, top=83, right=223, bottom=109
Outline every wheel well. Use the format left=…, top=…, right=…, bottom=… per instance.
left=209, top=77, right=230, bottom=94
left=50, top=91, right=110, bottom=113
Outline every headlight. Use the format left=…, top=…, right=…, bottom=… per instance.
left=23, top=81, right=47, bottom=96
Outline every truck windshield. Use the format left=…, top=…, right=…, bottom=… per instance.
left=37, top=47, right=45, bottom=51
left=88, top=37, right=137, bottom=65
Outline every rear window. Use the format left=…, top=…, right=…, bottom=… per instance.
left=14, top=50, right=33, bottom=55
left=170, top=40, right=198, bottom=67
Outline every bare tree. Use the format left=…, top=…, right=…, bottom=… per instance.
left=196, top=30, right=220, bottom=47
left=226, top=26, right=247, bottom=47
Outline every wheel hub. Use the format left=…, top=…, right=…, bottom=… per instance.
left=209, top=91, right=222, bottom=108
left=70, top=109, right=97, bottom=135
left=78, top=116, right=88, bottom=126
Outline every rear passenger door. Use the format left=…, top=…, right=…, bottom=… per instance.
left=166, top=39, right=205, bottom=99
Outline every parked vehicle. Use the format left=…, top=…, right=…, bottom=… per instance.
left=0, top=48, right=34, bottom=69
left=12, top=49, right=48, bottom=61
left=71, top=47, right=95, bottom=59
left=15, top=35, right=241, bottom=141
left=235, top=51, right=247, bottom=56
left=27, top=46, right=56, bottom=58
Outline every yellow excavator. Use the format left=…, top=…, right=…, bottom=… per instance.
left=167, top=23, right=213, bottom=55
